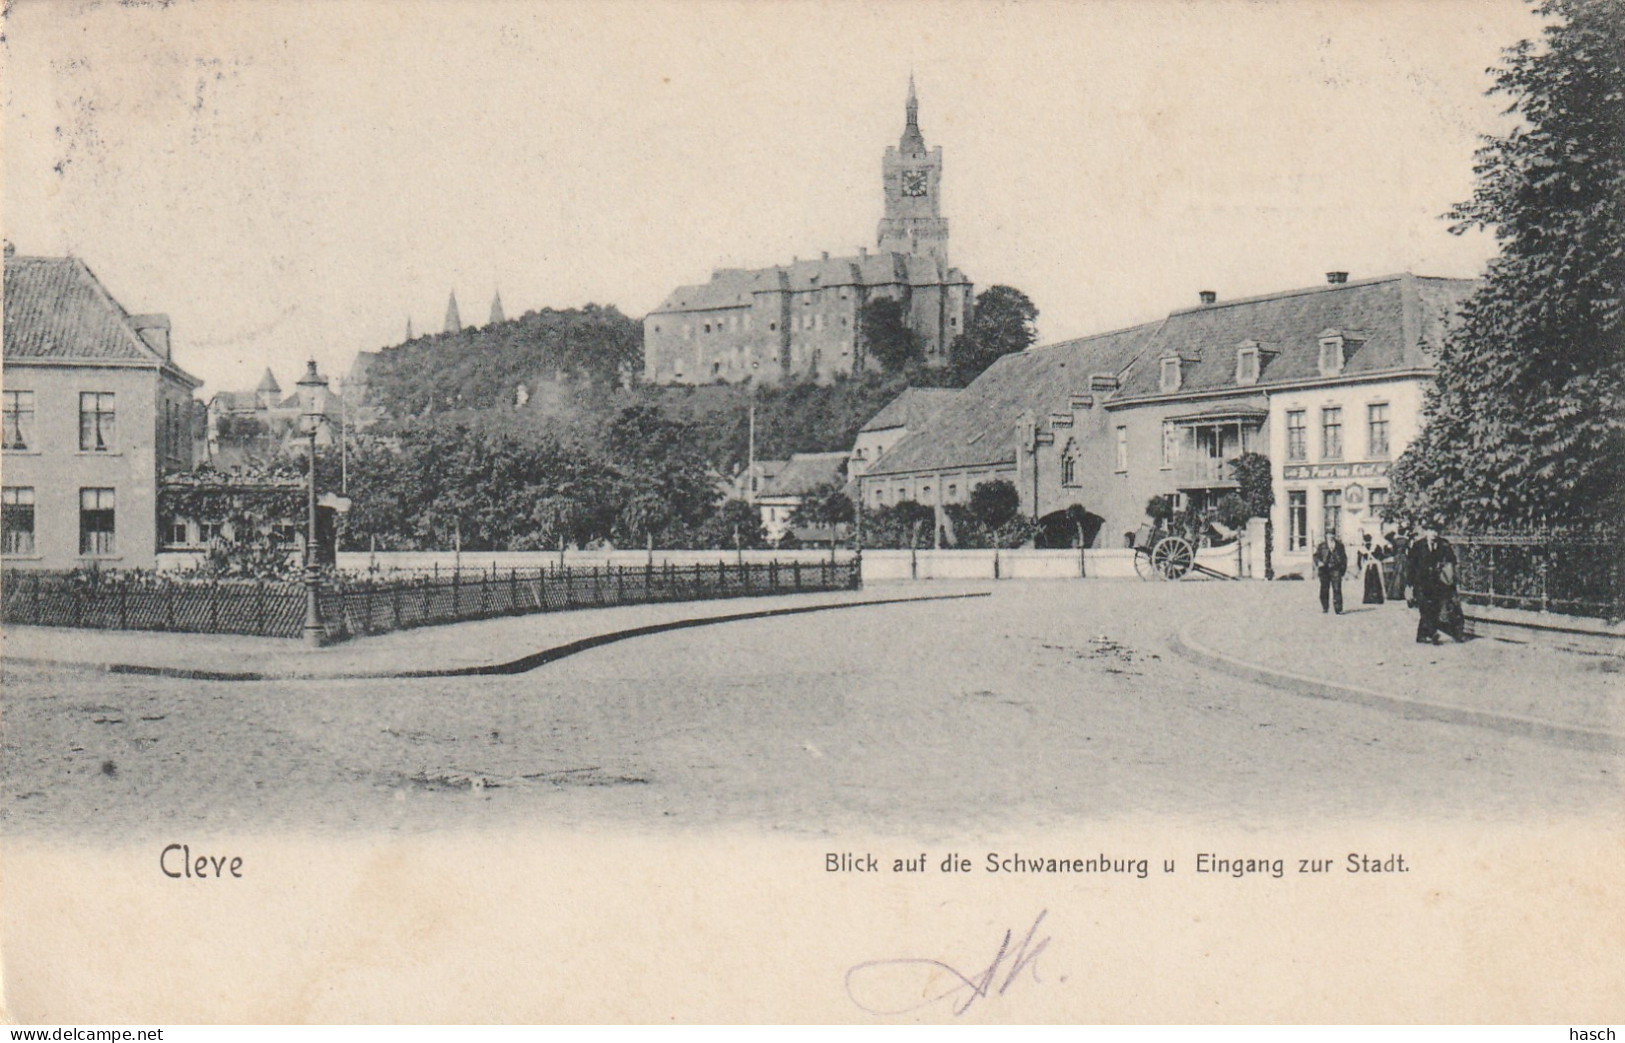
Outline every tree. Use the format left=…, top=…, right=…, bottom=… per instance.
left=968, top=479, right=1023, bottom=531
left=1224, top=450, right=1276, bottom=577
left=862, top=499, right=937, bottom=548
left=952, top=285, right=1038, bottom=384
left=693, top=498, right=768, bottom=550
left=859, top=297, right=922, bottom=373
left=1389, top=0, right=1625, bottom=529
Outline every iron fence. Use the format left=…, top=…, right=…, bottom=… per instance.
left=1451, top=530, right=1624, bottom=621
left=1, top=558, right=862, bottom=641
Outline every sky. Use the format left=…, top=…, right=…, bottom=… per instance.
left=3, top=0, right=1540, bottom=396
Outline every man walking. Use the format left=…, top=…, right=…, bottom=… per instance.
left=1313, top=531, right=1348, bottom=614
left=1407, top=526, right=1465, bottom=643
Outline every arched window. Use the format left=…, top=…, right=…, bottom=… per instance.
left=1060, top=438, right=1081, bottom=487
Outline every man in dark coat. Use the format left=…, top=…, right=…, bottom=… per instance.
left=1313, top=531, right=1348, bottom=614
left=1406, top=528, right=1464, bottom=643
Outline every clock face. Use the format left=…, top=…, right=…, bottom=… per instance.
left=902, top=170, right=928, bottom=197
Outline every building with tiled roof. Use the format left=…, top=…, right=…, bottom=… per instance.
left=644, top=82, right=973, bottom=385
left=850, top=387, right=959, bottom=479
left=857, top=271, right=1474, bottom=557
left=3, top=246, right=203, bottom=569
left=756, top=451, right=851, bottom=543
left=857, top=321, right=1154, bottom=542
left=1102, top=272, right=1473, bottom=567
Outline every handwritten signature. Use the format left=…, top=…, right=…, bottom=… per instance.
left=845, top=909, right=1052, bottom=1016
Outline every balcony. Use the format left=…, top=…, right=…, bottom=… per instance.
left=1171, top=454, right=1243, bottom=489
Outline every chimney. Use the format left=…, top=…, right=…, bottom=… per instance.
left=2, top=241, right=14, bottom=260
left=130, top=314, right=171, bottom=359
left=859, top=246, right=868, bottom=258
left=1198, top=290, right=1217, bottom=305
left=1326, top=271, right=1349, bottom=285
left=821, top=251, right=830, bottom=261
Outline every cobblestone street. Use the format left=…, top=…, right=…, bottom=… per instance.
left=4, top=583, right=1618, bottom=840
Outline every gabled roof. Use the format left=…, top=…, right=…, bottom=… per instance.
left=864, top=321, right=1157, bottom=478
left=3, top=254, right=201, bottom=385
left=1111, top=273, right=1474, bottom=401
left=859, top=387, right=959, bottom=433
left=650, top=250, right=970, bottom=315
left=759, top=451, right=850, bottom=498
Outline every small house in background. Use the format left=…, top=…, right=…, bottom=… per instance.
left=2, top=246, right=202, bottom=570
left=849, top=386, right=957, bottom=479
left=756, top=451, right=851, bottom=544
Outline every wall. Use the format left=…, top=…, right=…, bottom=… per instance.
left=2, top=362, right=161, bottom=570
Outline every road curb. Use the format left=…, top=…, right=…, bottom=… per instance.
left=1170, top=624, right=1621, bottom=754
left=4, top=591, right=991, bottom=683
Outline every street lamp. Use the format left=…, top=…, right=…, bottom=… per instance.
left=296, top=360, right=330, bottom=648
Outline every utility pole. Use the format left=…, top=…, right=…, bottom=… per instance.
left=747, top=401, right=756, bottom=504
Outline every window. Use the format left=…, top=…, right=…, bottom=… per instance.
left=922, top=485, right=931, bottom=499
left=1061, top=454, right=1077, bottom=487
left=1115, top=426, right=1128, bottom=471
left=1236, top=346, right=1259, bottom=385
left=3, top=487, right=36, bottom=555
left=1287, top=490, right=1308, bottom=551
left=1286, top=410, right=1307, bottom=461
left=1368, top=487, right=1389, bottom=522
left=874, top=488, right=884, bottom=504
left=768, top=322, right=777, bottom=332
left=1318, top=335, right=1344, bottom=376
left=1160, top=421, right=1178, bottom=469
left=1159, top=357, right=1182, bottom=393
left=79, top=487, right=116, bottom=555
left=1367, top=402, right=1390, bottom=458
left=1321, top=489, right=1342, bottom=539
left=947, top=483, right=957, bottom=499
left=3, top=391, right=34, bottom=450
left=166, top=519, right=190, bottom=546
left=1321, top=407, right=1343, bottom=460
left=80, top=392, right=116, bottom=452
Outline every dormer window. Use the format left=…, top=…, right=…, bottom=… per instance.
left=1236, top=341, right=1261, bottom=385
left=1318, top=330, right=1346, bottom=377
left=1159, top=357, right=1182, bottom=393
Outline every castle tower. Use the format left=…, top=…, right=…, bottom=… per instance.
left=405, top=317, right=414, bottom=341
left=877, top=75, right=949, bottom=263
left=444, top=291, right=462, bottom=334
left=490, top=289, right=505, bottom=326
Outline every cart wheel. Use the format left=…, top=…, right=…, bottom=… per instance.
left=1133, top=548, right=1160, bottom=580
left=1152, top=535, right=1195, bottom=579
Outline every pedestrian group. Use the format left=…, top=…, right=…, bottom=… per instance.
left=1312, top=524, right=1466, bottom=644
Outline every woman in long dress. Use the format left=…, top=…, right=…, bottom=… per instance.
left=1361, top=533, right=1387, bottom=605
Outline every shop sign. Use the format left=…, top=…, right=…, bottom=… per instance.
left=1281, top=461, right=1391, bottom=481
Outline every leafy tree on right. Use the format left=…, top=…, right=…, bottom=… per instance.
left=1389, top=0, right=1624, bottom=531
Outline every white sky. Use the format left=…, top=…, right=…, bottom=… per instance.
left=3, top=0, right=1537, bottom=395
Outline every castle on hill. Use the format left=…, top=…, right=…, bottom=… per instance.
left=643, top=79, right=974, bottom=386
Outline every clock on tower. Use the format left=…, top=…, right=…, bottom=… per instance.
left=902, top=170, right=927, bottom=197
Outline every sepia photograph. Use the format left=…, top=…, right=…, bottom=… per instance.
left=2, top=0, right=1621, bottom=1025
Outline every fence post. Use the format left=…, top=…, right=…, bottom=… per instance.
left=479, top=569, right=488, bottom=617
left=257, top=580, right=266, bottom=636
left=33, top=572, right=41, bottom=625
left=392, top=581, right=402, bottom=630
left=595, top=565, right=603, bottom=605
left=210, top=579, right=219, bottom=633
left=793, top=560, right=801, bottom=590
left=616, top=565, right=624, bottom=604
left=994, top=550, right=1001, bottom=580
left=166, top=580, right=176, bottom=631
left=510, top=568, right=519, bottom=615
left=119, top=581, right=128, bottom=630
left=453, top=566, right=461, bottom=618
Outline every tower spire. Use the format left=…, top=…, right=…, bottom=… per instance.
left=490, top=288, right=505, bottom=326
left=444, top=290, right=462, bottom=334
left=900, top=74, right=924, bottom=153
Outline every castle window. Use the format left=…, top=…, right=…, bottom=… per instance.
left=769, top=322, right=777, bottom=331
